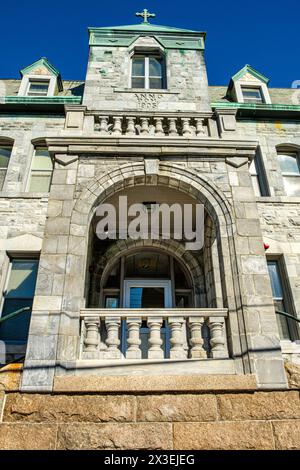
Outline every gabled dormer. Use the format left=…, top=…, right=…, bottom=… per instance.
left=226, top=64, right=271, bottom=104
left=18, top=57, right=63, bottom=97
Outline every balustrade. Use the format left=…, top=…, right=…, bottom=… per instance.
left=81, top=309, right=228, bottom=360
left=94, top=115, right=209, bottom=137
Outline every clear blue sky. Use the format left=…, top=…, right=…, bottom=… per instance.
left=1, top=0, right=299, bottom=87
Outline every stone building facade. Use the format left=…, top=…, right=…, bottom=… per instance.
left=0, top=15, right=300, bottom=449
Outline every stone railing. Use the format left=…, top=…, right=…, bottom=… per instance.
left=91, top=113, right=211, bottom=137
left=80, top=308, right=228, bottom=361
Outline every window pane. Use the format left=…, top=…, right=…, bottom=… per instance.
left=278, top=154, right=299, bottom=174
left=132, top=58, right=145, bottom=77
left=242, top=87, right=263, bottom=102
left=32, top=148, right=52, bottom=171
left=0, top=259, right=39, bottom=343
left=0, top=146, right=12, bottom=169
left=283, top=176, right=300, bottom=196
left=149, top=77, right=163, bottom=89
left=149, top=58, right=162, bottom=77
left=28, top=80, right=49, bottom=96
left=29, top=173, right=52, bottom=192
left=267, top=261, right=292, bottom=340
left=0, top=299, right=33, bottom=342
left=6, top=260, right=39, bottom=299
left=267, top=261, right=283, bottom=298
left=132, top=77, right=145, bottom=89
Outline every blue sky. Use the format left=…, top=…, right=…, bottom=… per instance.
left=1, top=0, right=298, bottom=87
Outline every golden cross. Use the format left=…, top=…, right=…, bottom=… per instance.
left=135, top=9, right=156, bottom=24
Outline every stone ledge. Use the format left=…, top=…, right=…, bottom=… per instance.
left=53, top=374, right=258, bottom=393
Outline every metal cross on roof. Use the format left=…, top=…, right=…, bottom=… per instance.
left=135, top=9, right=156, bottom=24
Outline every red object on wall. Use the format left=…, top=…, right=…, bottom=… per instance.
left=264, top=243, right=270, bottom=250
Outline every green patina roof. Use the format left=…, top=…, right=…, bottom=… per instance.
left=89, top=23, right=201, bottom=34
left=231, top=64, right=269, bottom=84
left=20, top=57, right=61, bottom=78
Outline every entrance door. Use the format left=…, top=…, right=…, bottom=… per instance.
left=123, top=279, right=172, bottom=308
left=122, top=279, right=172, bottom=358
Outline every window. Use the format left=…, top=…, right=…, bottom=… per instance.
left=267, top=260, right=295, bottom=340
left=0, top=145, right=12, bottom=191
left=249, top=151, right=269, bottom=197
left=241, top=86, right=264, bottom=103
left=277, top=152, right=300, bottom=196
left=0, top=259, right=39, bottom=343
left=28, top=147, right=53, bottom=192
left=249, top=159, right=261, bottom=196
left=131, top=54, right=165, bottom=89
left=26, top=79, right=50, bottom=96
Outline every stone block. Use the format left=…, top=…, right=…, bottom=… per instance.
left=4, top=394, right=135, bottom=423
left=0, top=423, right=57, bottom=449
left=173, top=421, right=274, bottom=450
left=0, top=364, right=22, bottom=391
left=57, top=423, right=172, bottom=450
left=137, top=394, right=217, bottom=422
left=218, top=391, right=300, bottom=420
left=272, top=420, right=300, bottom=449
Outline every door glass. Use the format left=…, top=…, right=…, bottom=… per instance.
left=129, top=287, right=165, bottom=308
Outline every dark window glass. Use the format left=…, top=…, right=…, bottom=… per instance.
left=0, top=259, right=39, bottom=343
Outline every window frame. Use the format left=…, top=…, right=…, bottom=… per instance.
left=130, top=53, right=166, bottom=90
left=26, top=78, right=50, bottom=97
left=277, top=149, right=300, bottom=196
left=0, top=142, right=13, bottom=192
left=241, top=85, right=264, bottom=104
left=27, top=146, right=53, bottom=193
left=249, top=149, right=270, bottom=197
left=0, top=257, right=39, bottom=345
left=267, top=257, right=299, bottom=342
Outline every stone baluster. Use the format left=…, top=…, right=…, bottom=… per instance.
left=208, top=317, right=227, bottom=358
left=112, top=116, right=123, bottom=136
left=84, top=316, right=100, bottom=352
left=169, top=316, right=186, bottom=359
left=126, top=117, right=136, bottom=136
left=105, top=316, right=121, bottom=359
left=188, top=316, right=207, bottom=358
left=126, top=317, right=142, bottom=359
left=195, top=118, right=206, bottom=136
left=99, top=116, right=109, bottom=135
left=182, top=118, right=192, bottom=136
left=154, top=117, right=165, bottom=136
left=168, top=118, right=178, bottom=136
left=147, top=317, right=164, bottom=359
left=140, top=118, right=150, bottom=135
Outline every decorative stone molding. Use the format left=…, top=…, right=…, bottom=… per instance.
left=54, top=154, right=78, bottom=166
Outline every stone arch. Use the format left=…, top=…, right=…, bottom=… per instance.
left=72, top=161, right=234, bottom=233
left=73, top=161, right=236, bottom=310
left=89, top=238, right=205, bottom=308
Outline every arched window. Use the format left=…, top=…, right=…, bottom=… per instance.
left=277, top=147, right=300, bottom=196
left=28, top=146, right=53, bottom=192
left=131, top=54, right=166, bottom=90
left=0, top=139, right=13, bottom=191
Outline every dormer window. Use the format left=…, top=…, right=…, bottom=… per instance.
left=26, top=79, right=50, bottom=97
left=131, top=54, right=165, bottom=89
left=241, top=86, right=264, bottom=104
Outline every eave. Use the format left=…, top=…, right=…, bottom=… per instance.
left=211, top=102, right=300, bottom=119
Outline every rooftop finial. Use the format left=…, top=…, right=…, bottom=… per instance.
left=135, top=9, right=156, bottom=24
